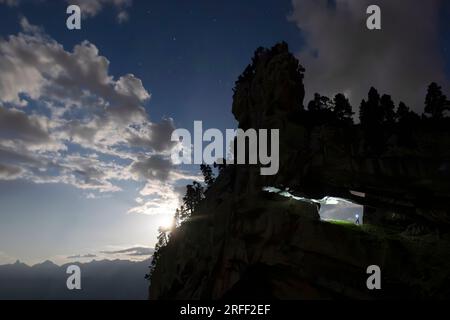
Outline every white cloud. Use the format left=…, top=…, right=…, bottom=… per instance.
left=0, top=106, right=52, bottom=145
left=126, top=155, right=203, bottom=216
left=127, top=180, right=181, bottom=216
left=0, top=18, right=189, bottom=208
left=0, top=163, right=23, bottom=180
left=289, top=0, right=449, bottom=112
left=67, top=253, right=97, bottom=259
left=0, top=0, right=133, bottom=22
left=101, top=246, right=154, bottom=256
left=67, top=0, right=132, bottom=21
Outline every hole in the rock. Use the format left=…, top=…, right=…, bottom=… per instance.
left=263, top=187, right=364, bottom=224
left=319, top=197, right=363, bottom=224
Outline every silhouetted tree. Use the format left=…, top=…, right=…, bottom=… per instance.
left=174, top=205, right=189, bottom=226
left=214, top=159, right=227, bottom=173
left=397, top=102, right=409, bottom=122
left=380, top=94, right=396, bottom=125
left=359, top=87, right=382, bottom=127
left=395, top=102, right=420, bottom=147
left=146, top=226, right=171, bottom=281
left=307, top=93, right=334, bottom=124
left=308, top=93, right=332, bottom=112
left=425, top=82, right=448, bottom=120
left=333, top=93, right=354, bottom=123
left=359, top=87, right=390, bottom=152
left=183, top=181, right=204, bottom=214
left=200, top=164, right=215, bottom=187
left=397, top=102, right=420, bottom=124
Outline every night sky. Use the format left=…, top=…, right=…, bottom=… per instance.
left=0, top=0, right=449, bottom=265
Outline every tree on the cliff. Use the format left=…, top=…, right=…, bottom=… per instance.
left=359, top=87, right=390, bottom=152
left=425, top=82, right=448, bottom=120
left=359, top=87, right=382, bottom=127
left=380, top=94, right=396, bottom=125
left=396, top=101, right=420, bottom=147
left=200, top=164, right=215, bottom=187
left=146, top=226, right=171, bottom=281
left=214, top=159, right=227, bottom=174
left=173, top=164, right=220, bottom=228
left=183, top=181, right=204, bottom=215
left=333, top=93, right=354, bottom=123
left=308, top=93, right=332, bottom=113
left=307, top=93, right=334, bottom=124
left=397, top=102, right=420, bottom=124
left=174, top=205, right=189, bottom=226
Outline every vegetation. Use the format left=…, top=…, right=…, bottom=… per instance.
left=146, top=164, right=217, bottom=281
left=200, top=164, right=215, bottom=187
left=299, top=82, right=449, bottom=153
left=213, top=159, right=227, bottom=173
left=425, top=82, right=449, bottom=120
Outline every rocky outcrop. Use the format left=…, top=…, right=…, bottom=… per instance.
left=230, top=43, right=450, bottom=230
left=149, top=43, right=450, bottom=299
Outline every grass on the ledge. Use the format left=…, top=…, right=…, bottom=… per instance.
left=324, top=219, right=356, bottom=226
left=323, top=219, right=361, bottom=231
left=322, top=219, right=390, bottom=238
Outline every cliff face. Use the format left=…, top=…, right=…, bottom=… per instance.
left=149, top=43, right=450, bottom=299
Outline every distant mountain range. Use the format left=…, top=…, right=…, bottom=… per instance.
left=0, top=258, right=151, bottom=300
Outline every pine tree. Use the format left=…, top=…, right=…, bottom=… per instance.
left=333, top=93, right=354, bottom=123
left=200, top=164, right=215, bottom=187
left=182, top=181, right=204, bottom=214
left=146, top=227, right=170, bottom=281
left=360, top=87, right=381, bottom=127
left=308, top=93, right=332, bottom=112
left=397, top=102, right=410, bottom=122
left=396, top=102, right=420, bottom=125
left=380, top=94, right=396, bottom=125
left=425, top=82, right=447, bottom=120
left=174, top=205, right=189, bottom=226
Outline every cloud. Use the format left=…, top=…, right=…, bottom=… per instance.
left=127, top=155, right=201, bottom=215
left=289, top=0, right=449, bottom=113
left=128, top=181, right=180, bottom=215
left=0, top=0, right=133, bottom=22
left=0, top=18, right=192, bottom=216
left=0, top=106, right=51, bottom=145
left=101, top=246, right=154, bottom=257
left=130, top=155, right=174, bottom=182
left=67, top=0, right=132, bottom=21
left=67, top=253, right=97, bottom=259
left=125, top=118, right=177, bottom=153
left=0, top=163, right=23, bottom=180
left=0, top=18, right=148, bottom=117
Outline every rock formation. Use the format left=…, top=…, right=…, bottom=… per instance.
left=149, top=43, right=450, bottom=299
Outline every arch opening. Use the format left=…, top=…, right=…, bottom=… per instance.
left=263, top=187, right=364, bottom=225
